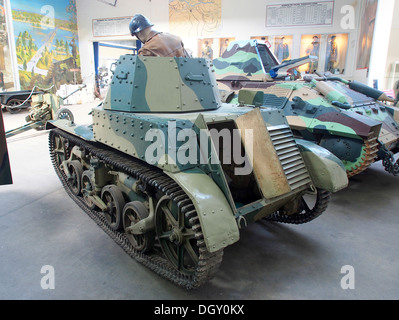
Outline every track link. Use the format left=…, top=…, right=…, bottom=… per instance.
left=346, top=132, right=379, bottom=177
left=265, top=189, right=331, bottom=224
left=49, top=128, right=223, bottom=289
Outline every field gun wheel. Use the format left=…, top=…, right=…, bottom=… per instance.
left=55, top=108, right=74, bottom=122
left=123, top=201, right=155, bottom=253
left=6, top=99, right=23, bottom=114
left=155, top=195, right=200, bottom=276
left=101, top=185, right=125, bottom=231
left=67, top=160, right=83, bottom=196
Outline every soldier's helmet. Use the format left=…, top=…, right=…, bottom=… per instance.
left=129, top=14, right=154, bottom=36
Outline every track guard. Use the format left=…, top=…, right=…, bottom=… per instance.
left=165, top=169, right=240, bottom=253
left=296, top=139, right=348, bottom=193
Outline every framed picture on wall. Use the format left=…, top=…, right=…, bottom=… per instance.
left=198, top=38, right=215, bottom=60
left=270, top=35, right=292, bottom=63
left=197, top=37, right=236, bottom=59
left=325, top=33, right=348, bottom=75
left=299, top=34, right=322, bottom=74
left=218, top=38, right=235, bottom=57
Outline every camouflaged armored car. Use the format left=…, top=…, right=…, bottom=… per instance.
left=46, top=55, right=348, bottom=288
left=214, top=40, right=399, bottom=177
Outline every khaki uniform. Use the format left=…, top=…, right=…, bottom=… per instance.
left=138, top=31, right=189, bottom=57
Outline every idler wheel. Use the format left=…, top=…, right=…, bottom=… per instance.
left=52, top=133, right=68, bottom=168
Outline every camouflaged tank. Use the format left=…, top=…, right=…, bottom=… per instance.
left=46, top=55, right=348, bottom=289
left=0, top=108, right=12, bottom=185
left=214, top=40, right=399, bottom=177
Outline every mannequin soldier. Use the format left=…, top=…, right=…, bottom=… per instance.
left=129, top=14, right=190, bottom=58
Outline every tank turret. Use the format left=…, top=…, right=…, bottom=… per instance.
left=103, top=55, right=220, bottom=113
left=46, top=55, right=348, bottom=288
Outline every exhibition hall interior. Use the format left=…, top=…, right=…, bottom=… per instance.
left=0, top=0, right=398, bottom=300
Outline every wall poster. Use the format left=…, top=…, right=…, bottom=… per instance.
left=92, top=17, right=131, bottom=37
left=266, top=1, right=334, bottom=27
left=10, top=0, right=81, bottom=90
left=0, top=0, right=15, bottom=91
left=169, top=0, right=222, bottom=37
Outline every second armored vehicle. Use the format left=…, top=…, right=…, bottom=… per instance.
left=46, top=55, right=348, bottom=288
left=214, top=40, right=399, bottom=177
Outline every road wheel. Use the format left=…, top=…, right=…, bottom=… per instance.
left=101, top=185, right=125, bottom=231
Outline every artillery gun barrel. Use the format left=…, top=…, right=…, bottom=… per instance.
left=60, top=84, right=87, bottom=101
left=305, top=77, right=350, bottom=106
left=348, top=81, right=395, bottom=103
left=5, top=121, right=43, bottom=138
left=304, top=75, right=396, bottom=103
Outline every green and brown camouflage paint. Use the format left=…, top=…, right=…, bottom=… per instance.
left=214, top=40, right=399, bottom=176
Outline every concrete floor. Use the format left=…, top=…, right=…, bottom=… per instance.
left=1, top=101, right=399, bottom=300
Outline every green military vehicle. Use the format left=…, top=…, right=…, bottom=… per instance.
left=46, top=55, right=348, bottom=288
left=214, top=40, right=399, bottom=177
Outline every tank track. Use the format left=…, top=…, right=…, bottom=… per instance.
left=48, top=128, right=223, bottom=289
left=346, top=132, right=379, bottom=178
left=264, top=189, right=331, bottom=224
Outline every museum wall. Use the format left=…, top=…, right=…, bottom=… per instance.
left=72, top=0, right=397, bottom=90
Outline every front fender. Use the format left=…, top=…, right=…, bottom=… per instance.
left=165, top=168, right=240, bottom=253
left=296, top=139, right=348, bottom=193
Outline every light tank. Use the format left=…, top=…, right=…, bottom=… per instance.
left=214, top=40, right=399, bottom=177
left=46, top=55, right=348, bottom=288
